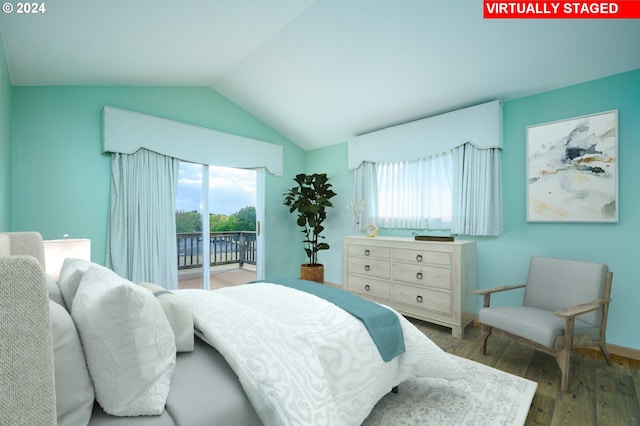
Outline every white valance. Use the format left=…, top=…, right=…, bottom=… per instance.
left=348, top=100, right=502, bottom=169
left=102, top=106, right=283, bottom=175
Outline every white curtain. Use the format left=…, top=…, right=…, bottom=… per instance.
left=356, top=152, right=453, bottom=230
left=107, top=149, right=180, bottom=289
left=353, top=162, right=378, bottom=233
left=354, top=145, right=502, bottom=236
left=451, top=143, right=503, bottom=236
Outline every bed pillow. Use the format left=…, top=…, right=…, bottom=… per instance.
left=71, top=266, right=176, bottom=416
left=49, top=300, right=95, bottom=426
left=46, top=275, right=67, bottom=308
left=58, top=258, right=103, bottom=310
left=139, top=282, right=194, bottom=352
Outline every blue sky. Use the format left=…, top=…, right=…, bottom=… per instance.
left=176, top=163, right=256, bottom=215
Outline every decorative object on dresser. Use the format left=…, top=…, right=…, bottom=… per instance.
left=343, top=236, right=476, bottom=338
left=283, top=173, right=337, bottom=283
left=365, top=224, right=379, bottom=238
left=412, top=232, right=455, bottom=242
left=346, top=199, right=367, bottom=235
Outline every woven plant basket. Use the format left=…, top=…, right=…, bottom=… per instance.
left=300, top=264, right=324, bottom=284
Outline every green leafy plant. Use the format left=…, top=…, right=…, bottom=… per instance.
left=283, top=173, right=337, bottom=266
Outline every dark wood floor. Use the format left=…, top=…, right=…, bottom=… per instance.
left=412, top=319, right=640, bottom=426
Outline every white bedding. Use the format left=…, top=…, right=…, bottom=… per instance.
left=177, top=283, right=465, bottom=426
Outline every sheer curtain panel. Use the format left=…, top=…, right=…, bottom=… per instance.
left=107, top=149, right=180, bottom=289
left=356, top=153, right=453, bottom=230
left=353, top=162, right=378, bottom=233
left=451, top=143, right=503, bottom=236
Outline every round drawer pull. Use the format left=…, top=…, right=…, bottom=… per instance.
left=416, top=272, right=423, bottom=280
left=416, top=254, right=423, bottom=262
left=364, top=249, right=370, bottom=256
left=416, top=295, right=423, bottom=303
left=364, top=284, right=371, bottom=291
left=364, top=265, right=371, bottom=271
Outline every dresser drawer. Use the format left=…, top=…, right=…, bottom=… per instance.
left=347, top=244, right=391, bottom=259
left=393, top=284, right=451, bottom=315
left=347, top=257, right=391, bottom=279
left=346, top=275, right=391, bottom=300
left=393, top=263, right=451, bottom=289
left=393, top=248, right=451, bottom=266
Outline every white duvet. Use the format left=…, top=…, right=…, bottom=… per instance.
left=177, top=283, right=464, bottom=426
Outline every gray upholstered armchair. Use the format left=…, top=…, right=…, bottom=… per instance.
left=474, top=256, right=613, bottom=393
left=0, top=232, right=57, bottom=425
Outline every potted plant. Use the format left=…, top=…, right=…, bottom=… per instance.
left=283, top=173, right=337, bottom=283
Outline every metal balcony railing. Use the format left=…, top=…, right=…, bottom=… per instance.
left=177, top=231, right=256, bottom=270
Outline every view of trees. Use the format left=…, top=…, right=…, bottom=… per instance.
left=176, top=206, right=256, bottom=233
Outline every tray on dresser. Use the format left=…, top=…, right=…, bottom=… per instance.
left=412, top=233, right=456, bottom=242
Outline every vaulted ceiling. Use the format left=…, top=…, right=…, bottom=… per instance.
left=1, top=1, right=639, bottom=150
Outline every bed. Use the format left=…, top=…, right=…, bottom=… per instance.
left=1, top=232, right=465, bottom=426
left=173, top=279, right=466, bottom=425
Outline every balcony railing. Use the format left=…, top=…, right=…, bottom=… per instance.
left=177, top=231, right=256, bottom=270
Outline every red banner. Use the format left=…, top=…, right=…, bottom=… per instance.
left=484, top=1, right=640, bottom=18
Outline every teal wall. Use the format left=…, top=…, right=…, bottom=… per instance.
left=304, top=142, right=354, bottom=279
left=9, top=86, right=306, bottom=279
left=314, top=68, right=640, bottom=351
left=0, top=31, right=11, bottom=230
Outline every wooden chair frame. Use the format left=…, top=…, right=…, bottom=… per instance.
left=474, top=271, right=613, bottom=393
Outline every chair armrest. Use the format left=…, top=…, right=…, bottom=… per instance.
left=473, top=283, right=526, bottom=296
left=0, top=256, right=57, bottom=425
left=554, top=298, right=611, bottom=319
left=474, top=284, right=526, bottom=308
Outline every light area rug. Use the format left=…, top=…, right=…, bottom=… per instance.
left=363, top=354, right=538, bottom=426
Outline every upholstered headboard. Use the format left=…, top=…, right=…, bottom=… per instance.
left=0, top=233, right=9, bottom=257
left=0, top=232, right=57, bottom=425
left=1, top=231, right=47, bottom=271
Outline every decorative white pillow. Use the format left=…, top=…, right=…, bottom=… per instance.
left=46, top=275, right=67, bottom=308
left=71, top=266, right=176, bottom=416
left=139, top=282, right=194, bottom=352
left=50, top=300, right=95, bottom=426
left=58, top=258, right=111, bottom=310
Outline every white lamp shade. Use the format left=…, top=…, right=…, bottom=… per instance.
left=44, top=239, right=91, bottom=280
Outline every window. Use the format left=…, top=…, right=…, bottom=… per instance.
left=374, top=152, right=452, bottom=230
left=350, top=101, right=503, bottom=236
left=355, top=144, right=502, bottom=236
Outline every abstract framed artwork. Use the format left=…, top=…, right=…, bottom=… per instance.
left=526, top=110, right=618, bottom=223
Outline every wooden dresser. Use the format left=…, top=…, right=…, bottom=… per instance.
left=342, top=236, right=476, bottom=338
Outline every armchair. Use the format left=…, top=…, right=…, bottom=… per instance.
left=474, top=256, right=613, bottom=393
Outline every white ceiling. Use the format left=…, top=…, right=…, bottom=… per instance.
left=1, top=1, right=639, bottom=150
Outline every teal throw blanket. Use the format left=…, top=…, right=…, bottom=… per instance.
left=254, top=278, right=405, bottom=362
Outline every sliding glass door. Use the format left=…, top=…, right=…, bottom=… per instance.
left=176, top=162, right=261, bottom=289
